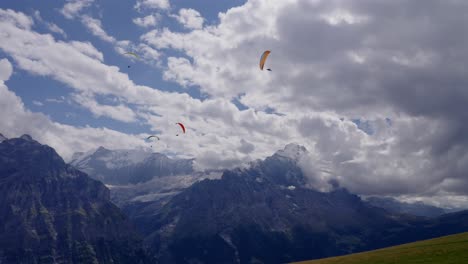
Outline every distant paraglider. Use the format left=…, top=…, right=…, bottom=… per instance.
left=125, top=52, right=140, bottom=59
left=176, top=123, right=186, bottom=136
left=146, top=135, right=160, bottom=148
left=124, top=52, right=140, bottom=68
left=259, top=50, right=271, bottom=71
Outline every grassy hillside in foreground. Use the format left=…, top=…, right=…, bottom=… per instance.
left=293, top=232, right=468, bottom=264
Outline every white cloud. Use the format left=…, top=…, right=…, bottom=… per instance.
left=137, top=0, right=468, bottom=207
left=172, top=8, right=204, bottom=30
left=133, top=14, right=160, bottom=28
left=319, top=9, right=369, bottom=26
left=141, top=28, right=183, bottom=49
left=0, top=9, right=34, bottom=29
left=60, top=0, right=94, bottom=19
left=0, top=69, right=146, bottom=160
left=3, top=0, right=468, bottom=210
left=136, top=43, right=162, bottom=62
left=46, top=97, right=66, bottom=104
left=72, top=93, right=138, bottom=123
left=77, top=16, right=161, bottom=66
left=81, top=15, right=116, bottom=43
left=32, top=100, right=44, bottom=106
left=134, top=0, right=170, bottom=11
left=400, top=192, right=468, bottom=210
left=69, top=41, right=104, bottom=61
left=47, top=23, right=67, bottom=38
left=0, top=58, right=13, bottom=81
left=163, top=57, right=196, bottom=87
left=33, top=10, right=67, bottom=38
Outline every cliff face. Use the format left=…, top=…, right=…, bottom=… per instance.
left=129, top=144, right=468, bottom=264
left=0, top=135, right=151, bottom=263
left=129, top=145, right=411, bottom=263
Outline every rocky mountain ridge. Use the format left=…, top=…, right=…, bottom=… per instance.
left=0, top=135, right=151, bottom=263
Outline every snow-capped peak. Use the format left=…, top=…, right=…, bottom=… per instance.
left=99, top=148, right=152, bottom=169
left=71, top=147, right=154, bottom=169
left=70, top=146, right=195, bottom=185
left=275, top=143, right=308, bottom=162
left=69, top=147, right=98, bottom=165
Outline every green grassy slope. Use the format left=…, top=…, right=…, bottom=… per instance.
left=293, top=232, right=468, bottom=264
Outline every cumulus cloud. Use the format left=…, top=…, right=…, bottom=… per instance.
left=134, top=0, right=170, bottom=11
left=33, top=10, right=67, bottom=38
left=238, top=139, right=255, bottom=154
left=0, top=9, right=34, bottom=29
left=3, top=0, right=468, bottom=209
left=60, top=0, right=94, bottom=19
left=133, top=14, right=160, bottom=28
left=81, top=15, right=116, bottom=43
left=0, top=58, right=13, bottom=81
left=69, top=41, right=104, bottom=61
left=172, top=8, right=204, bottom=30
left=0, top=9, right=277, bottom=170
left=47, top=23, right=67, bottom=38
left=32, top=100, right=44, bottom=106
left=46, top=97, right=66, bottom=104
left=137, top=0, right=468, bottom=207
left=77, top=15, right=161, bottom=66
left=72, top=93, right=138, bottom=123
left=0, top=65, right=146, bottom=159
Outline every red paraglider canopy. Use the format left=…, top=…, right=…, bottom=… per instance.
left=176, top=122, right=186, bottom=134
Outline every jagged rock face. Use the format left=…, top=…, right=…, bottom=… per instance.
left=71, top=147, right=194, bottom=185
left=128, top=144, right=468, bottom=264
left=242, top=144, right=309, bottom=189
left=129, top=147, right=415, bottom=264
left=0, top=136, right=151, bottom=263
left=138, top=171, right=408, bottom=264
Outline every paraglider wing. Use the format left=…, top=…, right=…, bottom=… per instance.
left=176, top=123, right=186, bottom=134
left=125, top=52, right=139, bottom=68
left=124, top=52, right=140, bottom=59
left=259, top=50, right=271, bottom=70
left=147, top=135, right=160, bottom=140
left=146, top=135, right=160, bottom=148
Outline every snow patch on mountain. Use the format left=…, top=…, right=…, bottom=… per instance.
left=71, top=147, right=176, bottom=171
left=96, top=148, right=152, bottom=169
left=111, top=172, right=223, bottom=206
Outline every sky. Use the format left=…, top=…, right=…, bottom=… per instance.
left=1, top=0, right=468, bottom=209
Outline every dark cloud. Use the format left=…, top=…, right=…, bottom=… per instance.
left=238, top=138, right=255, bottom=154
left=253, top=1, right=468, bottom=201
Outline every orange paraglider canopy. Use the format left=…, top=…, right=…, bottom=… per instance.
left=259, top=50, right=271, bottom=70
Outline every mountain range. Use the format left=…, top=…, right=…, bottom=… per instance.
left=0, top=135, right=151, bottom=263
left=71, top=147, right=194, bottom=185
left=121, top=144, right=468, bottom=263
left=70, top=147, right=220, bottom=208
left=364, top=196, right=447, bottom=217
left=2, top=135, right=468, bottom=264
